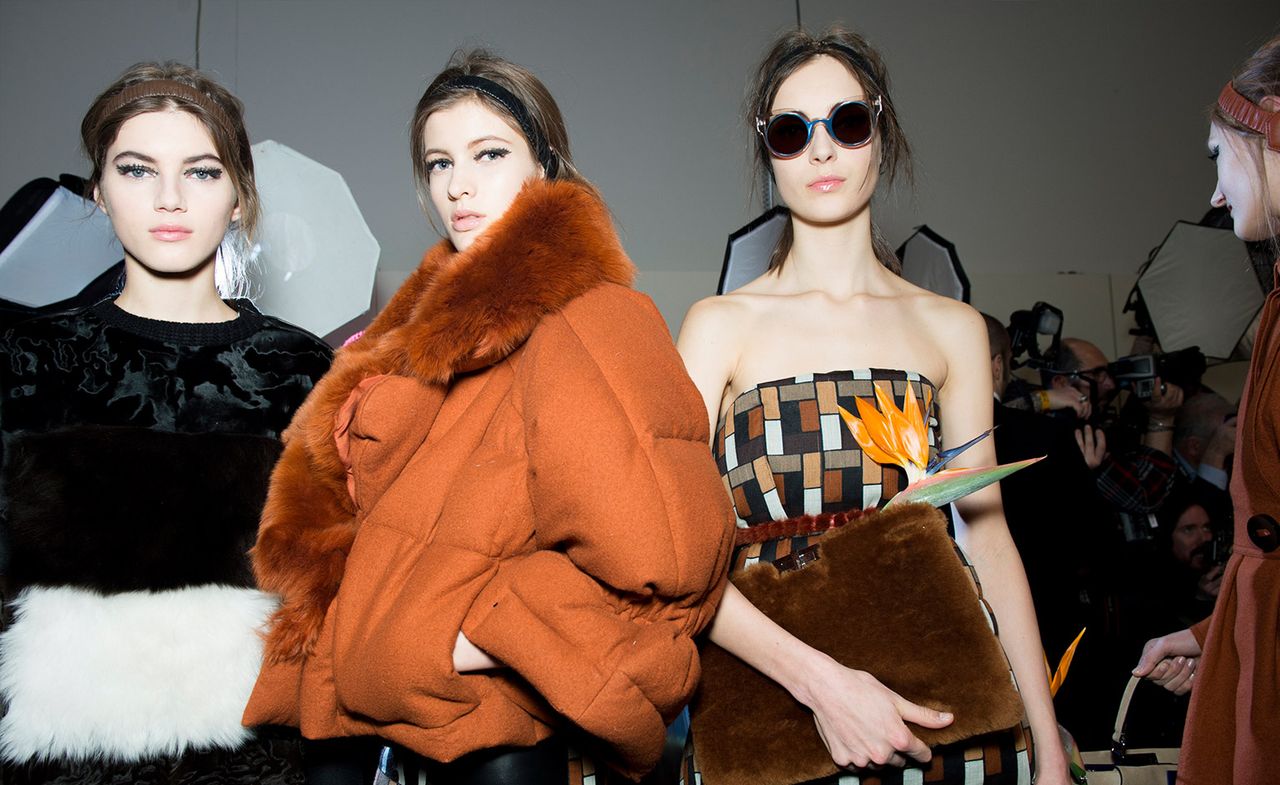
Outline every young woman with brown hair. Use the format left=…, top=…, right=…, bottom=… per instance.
left=0, top=62, right=331, bottom=784
left=243, top=50, right=735, bottom=784
left=678, top=27, right=1069, bottom=785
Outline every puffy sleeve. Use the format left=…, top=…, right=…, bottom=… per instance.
left=460, top=284, right=735, bottom=777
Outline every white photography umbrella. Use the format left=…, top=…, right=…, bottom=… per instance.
left=250, top=140, right=379, bottom=338
left=895, top=225, right=970, bottom=303
left=1137, top=221, right=1262, bottom=360
left=718, top=206, right=789, bottom=294
left=0, top=183, right=122, bottom=307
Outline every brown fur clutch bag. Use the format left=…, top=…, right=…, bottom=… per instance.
left=691, top=502, right=1024, bottom=785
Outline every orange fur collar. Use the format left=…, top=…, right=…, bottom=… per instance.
left=357, top=178, right=634, bottom=384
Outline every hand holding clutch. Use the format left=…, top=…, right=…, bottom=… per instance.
left=795, top=656, right=954, bottom=769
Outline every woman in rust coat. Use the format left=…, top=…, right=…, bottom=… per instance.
left=1134, top=35, right=1280, bottom=785
left=241, top=50, right=735, bottom=783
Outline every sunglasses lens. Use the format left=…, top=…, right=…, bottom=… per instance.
left=831, top=102, right=873, bottom=147
left=765, top=114, right=810, bottom=157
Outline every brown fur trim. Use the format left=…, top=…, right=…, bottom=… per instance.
left=691, top=503, right=1026, bottom=785
left=363, top=178, right=634, bottom=383
left=251, top=179, right=635, bottom=663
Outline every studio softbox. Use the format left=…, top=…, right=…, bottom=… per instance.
left=718, top=206, right=788, bottom=294
left=0, top=179, right=123, bottom=308
left=1137, top=221, right=1261, bottom=360
left=250, top=140, right=380, bottom=339
left=895, top=225, right=969, bottom=303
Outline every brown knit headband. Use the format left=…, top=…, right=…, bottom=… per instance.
left=99, top=79, right=235, bottom=133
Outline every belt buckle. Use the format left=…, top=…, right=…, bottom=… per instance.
left=773, top=544, right=821, bottom=573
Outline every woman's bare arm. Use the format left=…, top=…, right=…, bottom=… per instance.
left=939, top=305, right=1069, bottom=785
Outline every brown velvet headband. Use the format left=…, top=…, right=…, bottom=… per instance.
left=99, top=79, right=235, bottom=134
left=1219, top=81, right=1280, bottom=153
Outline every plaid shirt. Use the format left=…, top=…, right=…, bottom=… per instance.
left=1095, top=445, right=1178, bottom=515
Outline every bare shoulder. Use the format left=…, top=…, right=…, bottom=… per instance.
left=677, top=291, right=761, bottom=347
left=910, top=290, right=985, bottom=347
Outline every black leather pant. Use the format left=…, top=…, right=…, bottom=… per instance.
left=305, top=737, right=568, bottom=785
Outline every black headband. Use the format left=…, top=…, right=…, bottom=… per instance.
left=437, top=75, right=558, bottom=177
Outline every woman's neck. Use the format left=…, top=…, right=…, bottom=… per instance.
left=113, top=257, right=239, bottom=323
left=775, top=207, right=890, bottom=297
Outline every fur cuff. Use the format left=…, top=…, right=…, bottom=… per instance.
left=0, top=585, right=277, bottom=764
left=3, top=426, right=281, bottom=595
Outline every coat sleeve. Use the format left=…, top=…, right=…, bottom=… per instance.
left=246, top=371, right=447, bottom=731
left=248, top=343, right=435, bottom=667
left=460, top=285, right=735, bottom=778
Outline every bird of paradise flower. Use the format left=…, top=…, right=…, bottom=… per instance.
left=1047, top=628, right=1089, bottom=784
left=1047, top=627, right=1086, bottom=698
left=836, top=383, right=1042, bottom=508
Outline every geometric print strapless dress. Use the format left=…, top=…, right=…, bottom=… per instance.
left=701, top=369, right=1034, bottom=785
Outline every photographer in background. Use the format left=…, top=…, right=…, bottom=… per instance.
left=1122, top=489, right=1225, bottom=636
left=1047, top=337, right=1187, bottom=518
left=1003, top=302, right=1093, bottom=419
left=985, top=315, right=1121, bottom=747
left=1116, top=488, right=1226, bottom=749
left=1173, top=391, right=1235, bottom=523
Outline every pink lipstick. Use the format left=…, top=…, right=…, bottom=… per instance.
left=451, top=209, right=484, bottom=232
left=808, top=176, right=845, bottom=193
left=149, top=225, right=193, bottom=242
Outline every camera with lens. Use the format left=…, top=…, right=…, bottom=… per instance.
left=1108, top=347, right=1206, bottom=400
left=1008, top=301, right=1063, bottom=369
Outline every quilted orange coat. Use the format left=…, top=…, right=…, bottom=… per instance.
left=242, top=180, right=735, bottom=778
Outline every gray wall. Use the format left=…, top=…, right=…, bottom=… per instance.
left=2, top=0, right=1276, bottom=332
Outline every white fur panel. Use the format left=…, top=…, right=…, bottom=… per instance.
left=0, top=585, right=279, bottom=763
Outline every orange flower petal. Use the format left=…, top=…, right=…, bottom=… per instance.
left=838, top=405, right=901, bottom=468
left=871, top=383, right=928, bottom=472
left=899, top=385, right=930, bottom=470
left=855, top=394, right=899, bottom=457
left=873, top=384, right=913, bottom=455
left=1050, top=628, right=1087, bottom=697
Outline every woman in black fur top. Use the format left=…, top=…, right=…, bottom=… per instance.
left=0, top=62, right=331, bottom=785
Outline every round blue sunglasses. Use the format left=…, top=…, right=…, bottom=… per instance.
left=756, top=97, right=882, bottom=158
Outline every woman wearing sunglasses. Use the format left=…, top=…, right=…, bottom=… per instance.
left=1133, top=34, right=1280, bottom=785
left=241, top=50, right=735, bottom=784
left=677, top=27, right=1068, bottom=784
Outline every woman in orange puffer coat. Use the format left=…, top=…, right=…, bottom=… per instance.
left=242, top=50, right=735, bottom=784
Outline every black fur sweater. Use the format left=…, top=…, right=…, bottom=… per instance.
left=0, top=299, right=331, bottom=589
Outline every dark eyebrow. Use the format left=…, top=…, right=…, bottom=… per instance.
left=468, top=134, right=514, bottom=148
left=113, top=151, right=155, bottom=164
left=111, top=151, right=222, bottom=165
left=423, top=134, right=517, bottom=158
